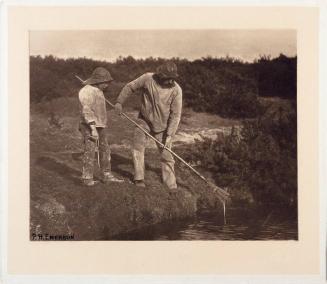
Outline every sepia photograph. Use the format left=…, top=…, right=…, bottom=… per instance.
left=29, top=29, right=298, bottom=241
left=2, top=3, right=323, bottom=280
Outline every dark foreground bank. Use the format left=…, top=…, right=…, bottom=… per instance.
left=30, top=149, right=226, bottom=241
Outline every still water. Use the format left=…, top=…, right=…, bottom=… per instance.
left=114, top=206, right=298, bottom=240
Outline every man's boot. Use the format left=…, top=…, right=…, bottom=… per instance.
left=134, top=180, right=146, bottom=187
left=83, top=179, right=99, bottom=186
left=102, top=172, right=124, bottom=183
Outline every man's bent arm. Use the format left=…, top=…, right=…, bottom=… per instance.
left=166, top=89, right=183, bottom=137
left=116, top=73, right=149, bottom=105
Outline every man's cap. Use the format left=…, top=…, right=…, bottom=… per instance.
left=83, top=67, right=114, bottom=85
left=156, top=61, right=178, bottom=79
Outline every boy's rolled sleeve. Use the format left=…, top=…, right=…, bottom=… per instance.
left=79, top=89, right=96, bottom=124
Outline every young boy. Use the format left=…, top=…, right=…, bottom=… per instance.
left=79, top=67, right=123, bottom=186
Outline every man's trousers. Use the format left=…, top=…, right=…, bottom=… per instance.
left=132, top=119, right=177, bottom=189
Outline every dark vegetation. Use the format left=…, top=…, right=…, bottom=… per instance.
left=30, top=54, right=297, bottom=212
left=30, top=54, right=296, bottom=117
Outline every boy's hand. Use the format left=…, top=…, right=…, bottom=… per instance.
left=114, top=103, right=123, bottom=115
left=90, top=125, right=99, bottom=141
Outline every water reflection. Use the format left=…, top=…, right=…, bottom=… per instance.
left=112, top=206, right=298, bottom=240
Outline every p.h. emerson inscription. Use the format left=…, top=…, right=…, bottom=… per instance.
left=31, top=233, right=75, bottom=241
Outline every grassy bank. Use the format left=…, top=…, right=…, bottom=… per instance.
left=30, top=106, right=229, bottom=239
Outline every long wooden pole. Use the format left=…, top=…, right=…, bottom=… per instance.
left=75, top=75, right=229, bottom=201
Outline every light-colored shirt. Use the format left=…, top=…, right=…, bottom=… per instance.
left=78, top=85, right=107, bottom=127
left=117, top=73, right=182, bottom=136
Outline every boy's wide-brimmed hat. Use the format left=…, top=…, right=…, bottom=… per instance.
left=156, top=61, right=178, bottom=79
left=84, top=67, right=114, bottom=85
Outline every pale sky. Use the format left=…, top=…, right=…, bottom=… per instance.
left=29, top=30, right=296, bottom=62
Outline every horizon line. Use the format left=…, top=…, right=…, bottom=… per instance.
left=29, top=53, right=298, bottom=64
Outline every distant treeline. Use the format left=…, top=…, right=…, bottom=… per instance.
left=30, top=54, right=296, bottom=118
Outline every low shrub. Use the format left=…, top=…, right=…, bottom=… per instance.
left=254, top=54, right=297, bottom=99
left=185, top=102, right=297, bottom=210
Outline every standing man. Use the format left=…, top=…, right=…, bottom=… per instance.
left=79, top=67, right=123, bottom=186
left=115, top=61, right=182, bottom=189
